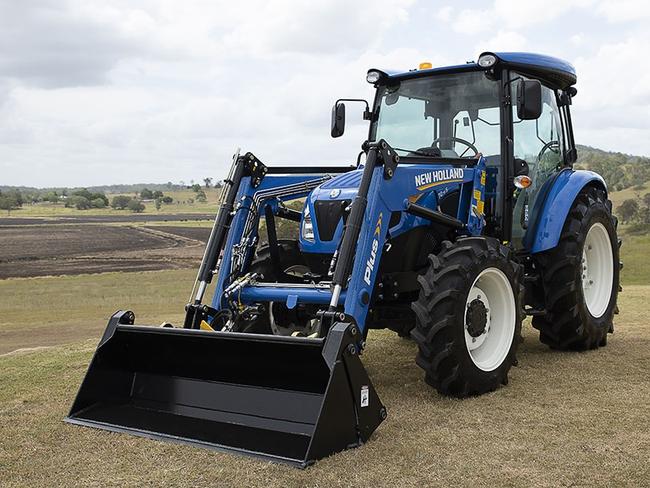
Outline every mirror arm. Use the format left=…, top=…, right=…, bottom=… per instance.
left=335, top=98, right=373, bottom=120
left=503, top=75, right=523, bottom=88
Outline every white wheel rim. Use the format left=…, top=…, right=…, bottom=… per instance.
left=464, top=268, right=516, bottom=372
left=581, top=222, right=614, bottom=318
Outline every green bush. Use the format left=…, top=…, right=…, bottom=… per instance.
left=91, top=198, right=107, bottom=208
left=0, top=191, right=21, bottom=214
left=111, top=195, right=132, bottom=209
left=66, top=195, right=91, bottom=210
left=127, top=199, right=145, bottom=213
left=72, top=189, right=108, bottom=206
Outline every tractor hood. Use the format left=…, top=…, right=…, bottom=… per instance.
left=299, top=168, right=439, bottom=254
left=300, top=169, right=362, bottom=254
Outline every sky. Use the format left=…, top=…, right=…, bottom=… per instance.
left=1, top=0, right=649, bottom=187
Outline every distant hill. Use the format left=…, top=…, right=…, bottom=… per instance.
left=2, top=146, right=649, bottom=194
left=576, top=145, right=650, bottom=192
left=0, top=183, right=195, bottom=195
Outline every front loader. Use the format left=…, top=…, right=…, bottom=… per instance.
left=67, top=52, right=621, bottom=466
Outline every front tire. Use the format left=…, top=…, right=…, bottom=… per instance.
left=235, top=239, right=317, bottom=335
left=532, top=186, right=619, bottom=350
left=411, top=237, right=523, bottom=397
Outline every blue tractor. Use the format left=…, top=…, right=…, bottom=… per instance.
left=67, top=52, right=620, bottom=467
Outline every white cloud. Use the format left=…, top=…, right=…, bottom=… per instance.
left=572, top=34, right=650, bottom=152
left=493, top=0, right=594, bottom=27
left=570, top=33, right=585, bottom=46
left=451, top=8, right=493, bottom=33
left=596, top=0, right=650, bottom=22
left=222, top=0, right=415, bottom=57
left=1, top=0, right=650, bottom=187
left=435, top=5, right=453, bottom=22
left=453, top=0, right=595, bottom=32
left=476, top=30, right=528, bottom=54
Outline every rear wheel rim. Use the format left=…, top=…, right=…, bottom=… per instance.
left=464, top=268, right=516, bottom=372
left=581, top=222, right=614, bottom=318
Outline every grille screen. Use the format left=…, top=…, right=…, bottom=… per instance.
left=314, top=200, right=350, bottom=241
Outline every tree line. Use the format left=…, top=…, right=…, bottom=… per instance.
left=576, top=145, right=650, bottom=192
left=0, top=187, right=180, bottom=214
left=617, top=192, right=650, bottom=232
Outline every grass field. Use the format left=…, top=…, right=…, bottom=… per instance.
left=1, top=286, right=648, bottom=487
left=618, top=234, right=650, bottom=285
left=0, top=270, right=197, bottom=354
left=608, top=181, right=649, bottom=209
left=1, top=185, right=649, bottom=486
left=0, top=239, right=649, bottom=486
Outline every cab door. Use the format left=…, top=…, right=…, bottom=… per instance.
left=510, top=76, right=566, bottom=249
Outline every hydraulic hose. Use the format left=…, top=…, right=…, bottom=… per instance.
left=330, top=145, right=378, bottom=307
left=192, top=152, right=245, bottom=304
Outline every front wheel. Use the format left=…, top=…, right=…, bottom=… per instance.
left=532, top=186, right=620, bottom=350
left=234, top=240, right=318, bottom=336
left=411, top=237, right=523, bottom=397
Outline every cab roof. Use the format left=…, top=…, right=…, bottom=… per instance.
left=373, top=52, right=577, bottom=90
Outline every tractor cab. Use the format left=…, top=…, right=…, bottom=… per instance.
left=329, top=52, right=578, bottom=250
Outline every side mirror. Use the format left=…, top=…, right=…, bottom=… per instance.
left=516, top=80, right=542, bottom=120
left=331, top=102, right=346, bottom=138
left=513, top=158, right=529, bottom=176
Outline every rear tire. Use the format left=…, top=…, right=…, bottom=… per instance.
left=532, top=186, right=619, bottom=350
left=411, top=237, right=523, bottom=397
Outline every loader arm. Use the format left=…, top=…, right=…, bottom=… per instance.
left=212, top=142, right=487, bottom=337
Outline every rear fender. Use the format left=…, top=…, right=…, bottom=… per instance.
left=526, top=169, right=606, bottom=254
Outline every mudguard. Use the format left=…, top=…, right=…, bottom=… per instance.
left=526, top=169, right=606, bottom=254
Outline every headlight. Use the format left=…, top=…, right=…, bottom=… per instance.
left=366, top=70, right=383, bottom=84
left=301, top=206, right=315, bottom=241
left=477, top=53, right=498, bottom=68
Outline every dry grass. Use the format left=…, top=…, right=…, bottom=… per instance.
left=0, top=269, right=197, bottom=354
left=0, top=210, right=648, bottom=487
left=1, top=287, right=649, bottom=488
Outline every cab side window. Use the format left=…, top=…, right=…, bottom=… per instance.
left=511, top=77, right=565, bottom=247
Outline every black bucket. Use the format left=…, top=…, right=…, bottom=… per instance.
left=66, top=311, right=385, bottom=467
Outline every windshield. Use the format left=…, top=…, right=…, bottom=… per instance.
left=371, top=71, right=500, bottom=158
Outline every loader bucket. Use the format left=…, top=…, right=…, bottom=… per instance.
left=66, top=311, right=385, bottom=467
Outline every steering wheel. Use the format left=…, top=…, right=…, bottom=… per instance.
left=431, top=136, right=479, bottom=158
left=537, top=140, right=560, bottom=162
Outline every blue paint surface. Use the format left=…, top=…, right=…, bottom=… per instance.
left=528, top=169, right=606, bottom=253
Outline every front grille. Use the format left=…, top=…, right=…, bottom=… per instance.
left=314, top=199, right=350, bottom=241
